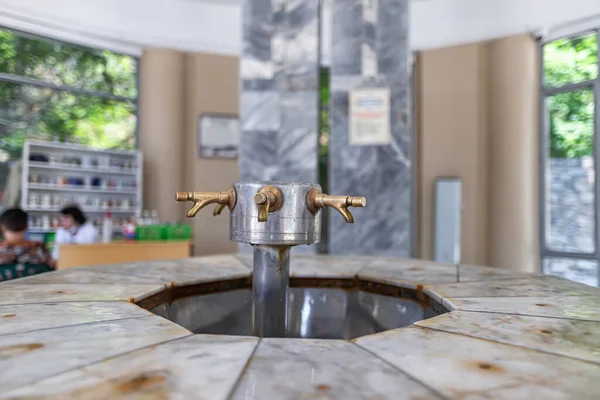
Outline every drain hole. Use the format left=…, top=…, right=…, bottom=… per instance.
left=148, top=285, right=446, bottom=340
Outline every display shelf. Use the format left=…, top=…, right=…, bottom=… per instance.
left=29, top=162, right=138, bottom=176
left=28, top=183, right=137, bottom=195
left=28, top=227, right=124, bottom=234
left=26, top=139, right=138, bottom=157
left=25, top=207, right=140, bottom=213
left=21, top=140, right=143, bottom=238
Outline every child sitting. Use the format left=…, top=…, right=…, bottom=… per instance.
left=0, top=208, right=52, bottom=266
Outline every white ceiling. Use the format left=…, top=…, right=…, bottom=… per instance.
left=0, top=0, right=599, bottom=57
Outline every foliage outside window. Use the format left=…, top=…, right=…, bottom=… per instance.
left=0, top=29, right=138, bottom=156
left=544, top=33, right=598, bottom=158
left=542, top=31, right=600, bottom=287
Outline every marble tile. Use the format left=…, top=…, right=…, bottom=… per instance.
left=329, top=165, right=413, bottom=257
left=417, top=311, right=600, bottom=364
left=447, top=295, right=600, bottom=322
left=290, top=255, right=374, bottom=278
left=0, top=301, right=151, bottom=336
left=426, top=276, right=600, bottom=302
left=240, top=0, right=319, bottom=189
left=356, top=325, right=600, bottom=399
left=331, top=0, right=362, bottom=76
left=238, top=130, right=279, bottom=182
left=281, top=0, right=320, bottom=91
left=459, top=264, right=540, bottom=282
left=329, top=0, right=412, bottom=256
left=7, top=269, right=166, bottom=285
left=377, top=0, right=409, bottom=74
left=0, top=316, right=190, bottom=393
left=3, top=334, right=258, bottom=399
left=231, top=338, right=439, bottom=399
left=241, top=92, right=281, bottom=131
left=0, top=284, right=164, bottom=305
left=241, top=0, right=275, bottom=87
left=358, top=258, right=457, bottom=289
left=82, top=256, right=251, bottom=286
left=278, top=92, right=318, bottom=178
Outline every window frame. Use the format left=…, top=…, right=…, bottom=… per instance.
left=0, top=26, right=140, bottom=149
left=539, top=29, right=600, bottom=286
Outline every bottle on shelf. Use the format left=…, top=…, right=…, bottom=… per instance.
left=102, top=212, right=113, bottom=244
left=142, top=210, right=151, bottom=226
left=151, top=210, right=159, bottom=225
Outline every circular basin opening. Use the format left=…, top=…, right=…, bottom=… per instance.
left=143, top=279, right=448, bottom=340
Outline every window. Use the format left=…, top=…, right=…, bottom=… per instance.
left=541, top=31, right=600, bottom=286
left=0, top=28, right=138, bottom=196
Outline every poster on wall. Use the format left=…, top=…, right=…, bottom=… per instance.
left=349, top=88, right=391, bottom=146
left=198, top=114, right=240, bottom=159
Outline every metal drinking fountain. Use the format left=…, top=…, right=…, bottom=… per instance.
left=176, top=181, right=366, bottom=338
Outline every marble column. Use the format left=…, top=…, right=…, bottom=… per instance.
left=239, top=0, right=320, bottom=253
left=329, top=0, right=412, bottom=256
left=239, top=0, right=320, bottom=183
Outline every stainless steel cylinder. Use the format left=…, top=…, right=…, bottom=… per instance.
left=230, top=181, right=322, bottom=246
left=252, top=245, right=290, bottom=337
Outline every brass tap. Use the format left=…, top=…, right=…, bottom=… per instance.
left=307, top=188, right=366, bottom=223
left=176, top=187, right=237, bottom=218
left=253, top=186, right=283, bottom=222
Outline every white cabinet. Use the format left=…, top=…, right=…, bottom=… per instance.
left=21, top=140, right=143, bottom=235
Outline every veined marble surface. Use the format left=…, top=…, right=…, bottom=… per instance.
left=416, top=311, right=600, bottom=364
left=0, top=254, right=599, bottom=399
left=237, top=253, right=378, bottom=278
left=7, top=269, right=167, bottom=285
left=358, top=257, right=458, bottom=289
left=0, top=316, right=190, bottom=393
left=356, top=326, right=600, bottom=399
left=425, top=275, right=600, bottom=305
left=232, top=338, right=438, bottom=400
left=239, top=0, right=320, bottom=255
left=458, top=264, right=539, bottom=282
left=0, top=283, right=164, bottom=305
left=329, top=0, right=412, bottom=256
left=447, top=295, right=600, bottom=321
left=289, top=255, right=372, bottom=278
left=4, top=335, right=258, bottom=399
left=0, top=301, right=151, bottom=336
left=81, top=256, right=250, bottom=286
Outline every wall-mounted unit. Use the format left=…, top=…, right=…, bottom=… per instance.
left=433, top=177, right=462, bottom=264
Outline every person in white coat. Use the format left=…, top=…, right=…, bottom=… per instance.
left=52, top=205, right=98, bottom=261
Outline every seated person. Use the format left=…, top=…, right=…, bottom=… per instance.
left=0, top=208, right=52, bottom=266
left=52, top=205, right=98, bottom=261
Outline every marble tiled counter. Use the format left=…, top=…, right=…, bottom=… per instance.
left=0, top=255, right=599, bottom=399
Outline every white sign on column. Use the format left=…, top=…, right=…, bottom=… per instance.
left=349, top=88, right=391, bottom=146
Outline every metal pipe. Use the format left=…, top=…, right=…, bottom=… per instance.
left=252, top=245, right=290, bottom=338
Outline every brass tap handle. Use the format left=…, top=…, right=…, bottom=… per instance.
left=176, top=187, right=237, bottom=218
left=307, top=188, right=366, bottom=223
left=253, top=186, right=283, bottom=223
left=213, top=204, right=227, bottom=216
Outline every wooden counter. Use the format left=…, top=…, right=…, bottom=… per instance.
left=57, top=241, right=191, bottom=270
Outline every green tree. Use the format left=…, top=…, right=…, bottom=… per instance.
left=544, top=33, right=598, bottom=158
left=0, top=29, right=137, bottom=162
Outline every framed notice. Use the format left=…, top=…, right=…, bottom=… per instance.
left=349, top=88, right=391, bottom=146
left=198, top=114, right=240, bottom=159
